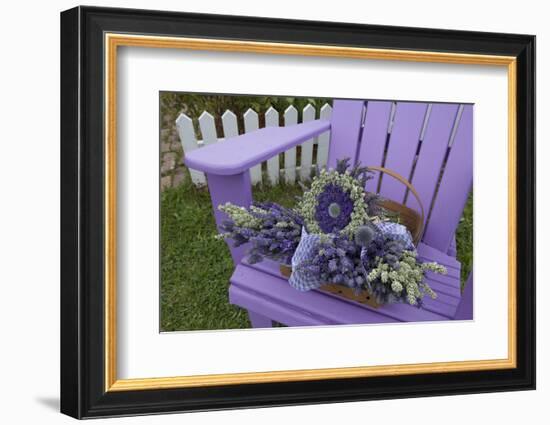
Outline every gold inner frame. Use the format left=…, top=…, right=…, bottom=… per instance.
left=104, top=33, right=517, bottom=392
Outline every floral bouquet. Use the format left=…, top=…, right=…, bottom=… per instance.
left=216, top=159, right=446, bottom=307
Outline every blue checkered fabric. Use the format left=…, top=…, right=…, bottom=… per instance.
left=375, top=221, right=415, bottom=250
left=288, top=227, right=323, bottom=291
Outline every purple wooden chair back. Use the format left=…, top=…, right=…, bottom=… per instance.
left=327, top=100, right=472, bottom=254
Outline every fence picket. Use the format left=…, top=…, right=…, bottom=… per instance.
left=283, top=106, right=298, bottom=183
left=300, top=104, right=316, bottom=181
left=244, top=108, right=262, bottom=185
left=222, top=110, right=239, bottom=139
left=175, top=113, right=206, bottom=185
left=198, top=111, right=218, bottom=146
left=265, top=107, right=280, bottom=185
left=317, top=103, right=332, bottom=168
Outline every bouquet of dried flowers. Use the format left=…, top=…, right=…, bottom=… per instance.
left=216, top=159, right=446, bottom=307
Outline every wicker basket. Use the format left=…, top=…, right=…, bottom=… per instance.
left=279, top=166, right=425, bottom=308
left=369, top=166, right=425, bottom=245
left=279, top=264, right=381, bottom=308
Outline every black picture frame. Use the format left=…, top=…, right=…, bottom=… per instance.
left=60, top=5, right=535, bottom=419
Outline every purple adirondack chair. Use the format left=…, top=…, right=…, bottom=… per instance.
left=185, top=99, right=473, bottom=327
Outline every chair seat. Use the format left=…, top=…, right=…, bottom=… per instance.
left=228, top=242, right=462, bottom=326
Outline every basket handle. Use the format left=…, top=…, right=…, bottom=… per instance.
left=367, top=166, right=425, bottom=242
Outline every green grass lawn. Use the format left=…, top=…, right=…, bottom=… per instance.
left=160, top=172, right=473, bottom=332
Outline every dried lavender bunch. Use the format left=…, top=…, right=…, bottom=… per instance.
left=217, top=201, right=304, bottom=264
left=359, top=234, right=445, bottom=306
left=362, top=233, right=408, bottom=269
left=295, top=227, right=445, bottom=306
left=366, top=250, right=445, bottom=306
left=296, top=225, right=402, bottom=292
left=294, top=233, right=366, bottom=289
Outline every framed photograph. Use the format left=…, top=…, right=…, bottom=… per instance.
left=60, top=6, right=535, bottom=419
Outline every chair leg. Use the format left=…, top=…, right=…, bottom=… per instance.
left=248, top=311, right=273, bottom=328
left=205, top=172, right=252, bottom=265
left=454, top=272, right=473, bottom=320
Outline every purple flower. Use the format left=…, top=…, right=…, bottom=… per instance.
left=218, top=201, right=304, bottom=264
left=341, top=256, right=354, bottom=271
left=314, top=184, right=354, bottom=233
left=328, top=259, right=338, bottom=272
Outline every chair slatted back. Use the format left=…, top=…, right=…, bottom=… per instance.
left=326, top=100, right=364, bottom=168
left=326, top=99, right=472, bottom=254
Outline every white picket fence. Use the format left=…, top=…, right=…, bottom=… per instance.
left=176, top=103, right=333, bottom=186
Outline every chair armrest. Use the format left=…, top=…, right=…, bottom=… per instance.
left=184, top=119, right=330, bottom=175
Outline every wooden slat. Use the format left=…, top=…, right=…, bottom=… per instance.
left=300, top=104, right=316, bottom=181
left=421, top=273, right=461, bottom=298
left=417, top=241, right=461, bottom=270
left=406, top=104, right=460, bottom=227
left=388, top=102, right=397, bottom=133
left=244, top=108, right=261, bottom=185
left=221, top=109, right=239, bottom=139
left=326, top=100, right=365, bottom=168
left=419, top=104, right=432, bottom=141
left=230, top=284, right=358, bottom=326
left=283, top=106, right=298, bottom=183
left=264, top=107, right=280, bottom=185
left=421, top=287, right=460, bottom=306
left=423, top=105, right=473, bottom=252
left=379, top=102, right=428, bottom=203
left=317, top=103, right=332, bottom=168
left=231, top=263, right=447, bottom=324
left=198, top=111, right=218, bottom=146
left=454, top=272, right=473, bottom=320
left=175, top=113, right=205, bottom=185
left=356, top=101, right=393, bottom=193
